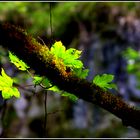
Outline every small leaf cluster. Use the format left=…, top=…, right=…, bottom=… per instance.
left=123, top=47, right=140, bottom=74
left=0, top=41, right=117, bottom=101
left=123, top=47, right=140, bottom=89
left=8, top=46, right=79, bottom=101
left=50, top=41, right=89, bottom=79
left=0, top=51, right=30, bottom=99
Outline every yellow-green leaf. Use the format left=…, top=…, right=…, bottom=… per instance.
left=48, top=85, right=78, bottom=102
left=50, top=41, right=84, bottom=70
left=10, top=87, right=20, bottom=98
left=33, top=76, right=43, bottom=85
left=0, top=68, right=20, bottom=99
left=50, top=41, right=65, bottom=58
left=9, top=51, right=30, bottom=71
left=93, top=74, right=117, bottom=90
left=1, top=68, right=13, bottom=86
left=2, top=88, right=13, bottom=99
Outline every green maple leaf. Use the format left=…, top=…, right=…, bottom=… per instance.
left=33, top=76, right=43, bottom=85
left=93, top=74, right=117, bottom=90
left=61, top=91, right=78, bottom=102
left=50, top=41, right=83, bottom=69
left=48, top=85, right=60, bottom=92
left=64, top=48, right=83, bottom=68
left=48, top=85, right=78, bottom=102
left=50, top=41, right=66, bottom=58
left=50, top=41, right=87, bottom=79
left=9, top=51, right=30, bottom=71
left=73, top=68, right=89, bottom=79
left=0, top=68, right=20, bottom=99
left=123, top=47, right=140, bottom=60
left=33, top=75, right=52, bottom=88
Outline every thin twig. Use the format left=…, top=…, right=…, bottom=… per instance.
left=43, top=90, right=47, bottom=137
left=47, top=109, right=64, bottom=116
left=49, top=2, right=53, bottom=47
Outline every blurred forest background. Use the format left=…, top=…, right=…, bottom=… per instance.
left=1, top=1, right=140, bottom=138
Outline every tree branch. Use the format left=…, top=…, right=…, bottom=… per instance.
left=0, top=23, right=140, bottom=130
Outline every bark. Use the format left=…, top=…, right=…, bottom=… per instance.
left=0, top=23, right=140, bottom=130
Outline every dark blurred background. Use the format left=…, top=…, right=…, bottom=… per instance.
left=0, top=2, right=140, bottom=138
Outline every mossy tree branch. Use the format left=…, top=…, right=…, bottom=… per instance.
left=0, top=23, right=140, bottom=130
